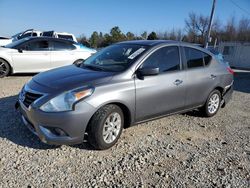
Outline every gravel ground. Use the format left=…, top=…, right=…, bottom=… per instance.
left=0, top=71, right=249, bottom=187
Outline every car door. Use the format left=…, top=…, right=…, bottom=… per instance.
left=135, top=45, right=187, bottom=122
left=182, top=46, right=214, bottom=108
left=50, top=40, right=76, bottom=69
left=11, top=39, right=51, bottom=73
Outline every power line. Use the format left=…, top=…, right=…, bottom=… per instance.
left=229, top=0, right=250, bottom=16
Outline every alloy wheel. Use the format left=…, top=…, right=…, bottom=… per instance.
left=208, top=93, right=220, bottom=114
left=102, top=112, right=122, bottom=144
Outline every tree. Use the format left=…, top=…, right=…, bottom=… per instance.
left=141, top=31, right=147, bottom=40
left=126, top=32, right=135, bottom=40
left=77, top=34, right=91, bottom=47
left=238, top=17, right=250, bottom=41
left=147, top=32, right=158, bottom=40
left=185, top=12, right=209, bottom=44
left=109, top=26, right=126, bottom=43
left=89, top=31, right=99, bottom=48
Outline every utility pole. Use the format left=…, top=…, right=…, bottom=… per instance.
left=205, top=0, right=216, bottom=48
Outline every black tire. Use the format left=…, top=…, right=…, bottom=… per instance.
left=73, top=59, right=83, bottom=66
left=0, top=59, right=10, bottom=78
left=87, top=104, right=124, bottom=150
left=201, top=89, right=221, bottom=117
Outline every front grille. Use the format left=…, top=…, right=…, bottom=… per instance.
left=23, top=91, right=43, bottom=108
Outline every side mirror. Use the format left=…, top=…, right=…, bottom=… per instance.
left=137, top=66, right=159, bottom=79
left=18, top=49, right=23, bottom=53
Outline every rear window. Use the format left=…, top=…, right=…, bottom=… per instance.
left=57, top=34, right=73, bottom=41
left=184, top=47, right=212, bottom=68
left=42, top=31, right=54, bottom=37
left=51, top=41, right=75, bottom=51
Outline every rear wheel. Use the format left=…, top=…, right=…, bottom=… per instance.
left=87, top=104, right=124, bottom=150
left=0, top=59, right=10, bottom=78
left=201, top=90, right=221, bottom=117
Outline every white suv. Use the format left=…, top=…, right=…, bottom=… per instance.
left=42, top=31, right=77, bottom=42
left=0, top=29, right=42, bottom=46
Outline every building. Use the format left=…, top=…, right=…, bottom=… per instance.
left=218, top=42, right=250, bottom=69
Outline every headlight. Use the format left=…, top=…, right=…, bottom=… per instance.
left=40, top=87, right=93, bottom=112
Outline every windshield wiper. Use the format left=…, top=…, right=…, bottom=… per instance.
left=81, top=64, right=106, bottom=71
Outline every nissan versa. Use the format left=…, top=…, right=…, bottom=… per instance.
left=16, top=40, right=234, bottom=150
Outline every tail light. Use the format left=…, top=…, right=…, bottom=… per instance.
left=227, top=67, right=234, bottom=75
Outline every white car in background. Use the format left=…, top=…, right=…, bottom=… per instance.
left=0, top=36, right=13, bottom=46
left=42, top=31, right=77, bottom=42
left=0, top=37, right=96, bottom=77
left=0, top=29, right=42, bottom=46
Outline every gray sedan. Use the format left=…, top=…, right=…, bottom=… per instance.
left=16, top=40, right=234, bottom=150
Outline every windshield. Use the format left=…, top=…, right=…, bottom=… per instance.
left=4, top=38, right=29, bottom=48
left=11, top=32, right=22, bottom=38
left=80, top=44, right=148, bottom=72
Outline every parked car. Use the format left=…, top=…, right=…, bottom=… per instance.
left=0, top=37, right=96, bottom=77
left=16, top=40, right=234, bottom=150
left=12, top=29, right=42, bottom=41
left=42, top=31, right=77, bottom=42
left=0, top=29, right=42, bottom=46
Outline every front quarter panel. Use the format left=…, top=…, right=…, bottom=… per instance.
left=84, top=75, right=136, bottom=124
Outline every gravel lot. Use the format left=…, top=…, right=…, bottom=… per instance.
left=0, top=71, right=249, bottom=187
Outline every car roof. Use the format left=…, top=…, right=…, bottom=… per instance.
left=118, top=40, right=179, bottom=46
left=118, top=40, right=205, bottom=48
left=118, top=40, right=214, bottom=56
left=24, top=36, right=77, bottom=44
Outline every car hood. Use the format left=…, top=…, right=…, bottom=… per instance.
left=32, top=65, right=114, bottom=91
left=0, top=46, right=12, bottom=51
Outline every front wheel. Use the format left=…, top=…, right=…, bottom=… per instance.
left=87, top=104, right=124, bottom=150
left=201, top=90, right=221, bottom=117
left=0, top=59, right=10, bottom=78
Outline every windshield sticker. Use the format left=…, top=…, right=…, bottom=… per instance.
left=128, top=48, right=145, bottom=59
left=124, top=48, right=132, bottom=56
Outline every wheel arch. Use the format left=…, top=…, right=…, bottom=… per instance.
left=213, top=86, right=224, bottom=96
left=0, top=57, right=13, bottom=75
left=86, top=102, right=133, bottom=131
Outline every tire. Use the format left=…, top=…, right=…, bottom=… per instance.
left=0, top=59, right=10, bottom=78
left=73, top=59, right=83, bottom=66
left=87, top=104, right=124, bottom=150
left=201, top=90, right=221, bottom=117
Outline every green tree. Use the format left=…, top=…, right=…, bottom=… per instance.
left=110, top=26, right=126, bottom=43
left=147, top=32, right=158, bottom=40
left=89, top=31, right=99, bottom=48
left=126, top=32, right=135, bottom=40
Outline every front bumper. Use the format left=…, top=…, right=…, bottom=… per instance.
left=16, top=100, right=95, bottom=145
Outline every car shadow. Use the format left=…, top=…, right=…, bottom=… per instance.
left=0, top=94, right=92, bottom=150
left=10, top=73, right=37, bottom=77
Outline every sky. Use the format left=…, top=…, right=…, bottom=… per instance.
left=0, top=0, right=249, bottom=37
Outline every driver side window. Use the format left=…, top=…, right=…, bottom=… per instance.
left=20, top=40, right=49, bottom=51
left=142, top=46, right=180, bottom=73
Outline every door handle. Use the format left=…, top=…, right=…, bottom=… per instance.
left=173, top=79, right=183, bottom=86
left=210, top=74, right=217, bottom=79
